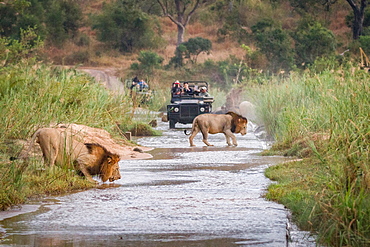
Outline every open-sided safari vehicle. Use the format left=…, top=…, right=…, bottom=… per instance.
left=167, top=81, right=214, bottom=129
left=125, top=77, right=153, bottom=105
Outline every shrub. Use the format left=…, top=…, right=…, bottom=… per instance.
left=252, top=19, right=294, bottom=73
left=92, top=1, right=162, bottom=52
left=183, top=37, right=212, bottom=64
left=136, top=50, right=164, bottom=73
left=0, top=27, right=43, bottom=66
left=359, top=35, right=370, bottom=54
left=293, top=20, right=337, bottom=67
left=64, top=50, right=90, bottom=65
left=168, top=37, right=212, bottom=68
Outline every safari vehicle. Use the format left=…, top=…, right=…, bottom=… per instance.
left=125, top=77, right=153, bottom=105
left=167, top=81, right=214, bottom=129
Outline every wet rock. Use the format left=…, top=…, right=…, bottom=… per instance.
left=149, top=119, right=157, bottom=127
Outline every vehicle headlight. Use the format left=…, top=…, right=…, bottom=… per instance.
left=200, top=107, right=205, bottom=112
left=174, top=107, right=179, bottom=112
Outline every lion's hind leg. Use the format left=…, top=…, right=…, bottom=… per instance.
left=37, top=135, right=58, bottom=166
left=189, top=129, right=199, bottom=147
left=200, top=127, right=213, bottom=146
left=189, top=125, right=200, bottom=147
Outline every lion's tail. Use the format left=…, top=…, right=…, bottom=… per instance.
left=184, top=117, right=199, bottom=136
left=10, top=128, right=41, bottom=161
left=184, top=129, right=192, bottom=136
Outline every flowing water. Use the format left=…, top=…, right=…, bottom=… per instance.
left=0, top=118, right=316, bottom=247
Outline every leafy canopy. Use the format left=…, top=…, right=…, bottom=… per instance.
left=93, top=1, right=161, bottom=52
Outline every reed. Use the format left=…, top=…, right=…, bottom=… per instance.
left=250, top=63, right=370, bottom=246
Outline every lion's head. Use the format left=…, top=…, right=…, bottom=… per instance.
left=85, top=143, right=121, bottom=183
left=226, top=111, right=248, bottom=135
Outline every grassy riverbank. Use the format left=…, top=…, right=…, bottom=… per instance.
left=0, top=62, right=140, bottom=210
left=250, top=63, right=370, bottom=246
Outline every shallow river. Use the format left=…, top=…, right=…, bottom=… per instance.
left=0, top=119, right=316, bottom=246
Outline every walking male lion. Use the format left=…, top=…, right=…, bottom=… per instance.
left=185, top=112, right=248, bottom=147
left=29, top=128, right=121, bottom=183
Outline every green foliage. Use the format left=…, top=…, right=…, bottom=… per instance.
left=0, top=62, right=138, bottom=210
left=183, top=37, right=212, bottom=64
left=293, top=20, right=337, bottom=67
left=135, top=50, right=164, bottom=73
left=345, top=7, right=370, bottom=32
left=46, top=0, right=83, bottom=46
left=359, top=35, right=370, bottom=54
left=0, top=27, right=43, bottom=66
left=289, top=0, right=336, bottom=13
left=252, top=19, right=294, bottom=72
left=0, top=0, right=83, bottom=47
left=0, top=63, right=133, bottom=139
left=64, top=50, right=91, bottom=65
left=252, top=63, right=370, bottom=246
left=213, top=1, right=249, bottom=42
left=168, top=37, right=212, bottom=67
left=168, top=44, right=187, bottom=68
left=93, top=1, right=162, bottom=52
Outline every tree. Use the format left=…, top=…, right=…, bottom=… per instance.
left=136, top=51, right=164, bottom=73
left=346, top=0, right=368, bottom=39
left=183, top=37, right=212, bottom=64
left=252, top=19, right=294, bottom=73
left=168, top=37, right=211, bottom=67
left=93, top=1, right=161, bottom=52
left=293, top=20, right=336, bottom=66
left=156, top=0, right=201, bottom=46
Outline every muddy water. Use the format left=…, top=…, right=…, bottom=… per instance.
left=0, top=120, right=316, bottom=247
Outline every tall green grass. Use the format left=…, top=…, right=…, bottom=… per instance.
left=1, top=63, right=135, bottom=140
left=249, top=64, right=370, bottom=246
left=0, top=62, right=140, bottom=210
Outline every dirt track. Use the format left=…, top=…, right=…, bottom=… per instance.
left=79, top=68, right=125, bottom=93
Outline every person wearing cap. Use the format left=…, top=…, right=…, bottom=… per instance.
left=172, top=80, right=182, bottom=96
left=198, top=86, right=210, bottom=97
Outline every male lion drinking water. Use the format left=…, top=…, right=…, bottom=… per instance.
left=184, top=112, right=248, bottom=147
left=26, top=127, right=121, bottom=183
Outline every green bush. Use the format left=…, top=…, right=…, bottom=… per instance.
left=0, top=27, right=43, bottom=66
left=64, top=50, right=90, bottom=65
left=359, top=35, right=370, bottom=54
left=252, top=19, right=294, bottom=73
left=92, top=1, right=162, bottom=52
left=293, top=20, right=337, bottom=67
left=0, top=0, right=83, bottom=47
left=136, top=50, right=164, bottom=73
left=183, top=37, right=212, bottom=64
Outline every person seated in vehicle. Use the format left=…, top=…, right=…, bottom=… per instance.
left=171, top=80, right=182, bottom=96
left=130, top=76, right=139, bottom=90
left=182, top=82, right=193, bottom=95
left=138, top=79, right=149, bottom=91
left=198, top=86, right=211, bottom=97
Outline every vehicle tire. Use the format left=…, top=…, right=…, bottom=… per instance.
left=169, top=120, right=176, bottom=129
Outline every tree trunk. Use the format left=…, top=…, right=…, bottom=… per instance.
left=346, top=0, right=367, bottom=40
left=157, top=0, right=201, bottom=46
left=353, top=9, right=364, bottom=39
left=177, top=25, right=185, bottom=45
